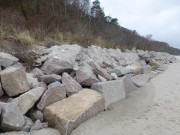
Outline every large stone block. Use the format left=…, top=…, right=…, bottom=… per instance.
left=109, top=66, right=131, bottom=77
left=88, top=62, right=113, bottom=80
left=43, top=89, right=104, bottom=135
left=40, top=74, right=61, bottom=84
left=0, top=52, right=19, bottom=68
left=91, top=80, right=125, bottom=109
left=12, top=87, right=45, bottom=114
left=121, top=77, right=138, bottom=94
left=37, top=84, right=66, bottom=111
left=62, top=72, right=82, bottom=97
left=2, top=128, right=61, bottom=135
left=0, top=82, right=4, bottom=97
left=41, top=58, right=73, bottom=75
left=0, top=67, right=30, bottom=96
left=126, top=62, right=142, bottom=74
left=0, top=102, right=25, bottom=131
left=76, top=65, right=99, bottom=87
left=131, top=74, right=151, bottom=87
left=31, top=68, right=44, bottom=79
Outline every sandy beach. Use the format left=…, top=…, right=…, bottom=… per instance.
left=71, top=62, right=180, bottom=135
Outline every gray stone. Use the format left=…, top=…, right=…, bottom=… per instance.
left=11, top=62, right=26, bottom=71
left=126, top=62, right=142, bottom=74
left=142, top=66, right=151, bottom=74
left=98, top=75, right=107, bottom=82
left=31, top=68, right=44, bottom=79
left=0, top=67, right=30, bottom=96
left=37, top=84, right=66, bottom=111
left=1, top=128, right=61, bottom=135
left=40, top=74, right=61, bottom=84
left=30, top=120, right=43, bottom=132
left=76, top=65, right=99, bottom=87
left=0, top=102, right=7, bottom=114
left=12, top=87, right=45, bottom=114
left=21, top=116, right=34, bottom=132
left=122, top=77, right=138, bottom=94
left=149, top=60, right=160, bottom=70
left=30, top=110, right=44, bottom=122
left=35, top=82, right=47, bottom=90
left=43, top=89, right=104, bottom=135
left=111, top=73, right=118, bottom=80
left=1, top=102, right=25, bottom=131
left=0, top=52, right=19, bottom=67
left=131, top=74, right=151, bottom=87
left=88, top=62, right=113, bottom=80
left=91, top=80, right=126, bottom=110
left=26, top=73, right=39, bottom=89
left=48, top=81, right=61, bottom=89
left=109, top=66, right=131, bottom=76
left=0, top=83, right=4, bottom=97
left=41, top=58, right=73, bottom=75
left=62, top=72, right=82, bottom=97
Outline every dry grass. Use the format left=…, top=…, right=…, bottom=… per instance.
left=0, top=25, right=126, bottom=52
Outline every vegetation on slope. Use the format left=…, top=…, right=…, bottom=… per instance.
left=0, top=0, right=180, bottom=55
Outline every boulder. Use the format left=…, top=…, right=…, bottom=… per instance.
left=22, top=116, right=34, bottom=132
left=40, top=74, right=61, bottom=84
left=91, top=80, right=126, bottom=110
left=142, top=66, right=151, bottom=74
left=37, top=84, right=66, bottom=111
left=121, top=77, right=138, bottom=94
left=48, top=81, right=61, bottom=89
left=0, top=102, right=7, bottom=114
left=43, top=89, right=104, bottom=135
left=131, top=74, right=151, bottom=87
left=62, top=72, right=82, bottom=97
left=109, top=66, right=131, bottom=77
left=126, top=62, right=142, bottom=74
left=0, top=102, right=25, bottom=131
left=2, top=128, right=61, bottom=135
left=111, top=73, right=118, bottom=80
left=31, top=68, right=44, bottom=79
left=98, top=75, right=107, bottom=82
left=26, top=73, right=39, bottom=88
left=41, top=58, right=73, bottom=75
left=12, top=87, right=45, bottom=114
left=0, top=52, right=19, bottom=68
left=149, top=60, right=160, bottom=70
left=30, top=110, right=44, bottom=122
left=30, top=120, right=43, bottom=132
left=88, top=62, right=113, bottom=80
left=0, top=82, right=4, bottom=97
left=11, top=62, right=26, bottom=71
left=76, top=65, right=99, bottom=87
left=0, top=67, right=30, bottom=96
left=35, top=82, right=47, bottom=90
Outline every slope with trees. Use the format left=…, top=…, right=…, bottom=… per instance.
left=0, top=0, right=179, bottom=55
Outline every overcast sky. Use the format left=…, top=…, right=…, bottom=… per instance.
left=98, top=0, right=180, bottom=49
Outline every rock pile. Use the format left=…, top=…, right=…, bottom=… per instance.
left=0, top=44, right=178, bottom=135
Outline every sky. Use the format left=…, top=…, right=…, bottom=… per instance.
left=97, top=0, right=180, bottom=49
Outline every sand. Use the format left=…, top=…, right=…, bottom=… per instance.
left=71, top=62, right=180, bottom=135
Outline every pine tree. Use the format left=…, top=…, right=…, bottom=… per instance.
left=91, top=0, right=104, bottom=18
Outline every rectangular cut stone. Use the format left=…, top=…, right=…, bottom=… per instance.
left=0, top=67, right=30, bottom=96
left=91, top=80, right=126, bottom=110
left=43, top=89, right=104, bottom=135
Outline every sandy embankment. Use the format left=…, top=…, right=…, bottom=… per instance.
left=71, top=62, right=180, bottom=135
